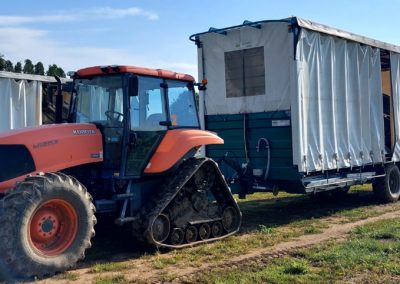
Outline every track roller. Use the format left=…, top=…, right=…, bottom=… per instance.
left=199, top=223, right=211, bottom=240
left=170, top=228, right=185, bottom=245
left=185, top=226, right=198, bottom=243
left=211, top=221, right=223, bottom=237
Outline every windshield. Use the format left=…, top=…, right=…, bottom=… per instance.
left=73, top=75, right=124, bottom=127
left=72, top=74, right=199, bottom=130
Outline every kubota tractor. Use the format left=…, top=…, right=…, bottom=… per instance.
left=0, top=65, right=241, bottom=278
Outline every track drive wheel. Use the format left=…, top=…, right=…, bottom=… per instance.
left=0, top=173, right=96, bottom=279
left=373, top=163, right=400, bottom=203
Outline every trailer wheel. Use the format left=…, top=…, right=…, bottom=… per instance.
left=0, top=172, right=96, bottom=278
left=373, top=164, right=400, bottom=203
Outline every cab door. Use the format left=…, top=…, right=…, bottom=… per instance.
left=125, top=76, right=168, bottom=177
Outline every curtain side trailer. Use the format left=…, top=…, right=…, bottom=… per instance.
left=191, top=17, right=400, bottom=201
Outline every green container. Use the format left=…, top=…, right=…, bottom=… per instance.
left=206, top=111, right=304, bottom=196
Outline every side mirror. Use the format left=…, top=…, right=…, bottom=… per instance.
left=129, top=76, right=138, bottom=96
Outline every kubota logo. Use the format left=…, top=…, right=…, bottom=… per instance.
left=33, top=139, right=59, bottom=149
left=73, top=129, right=96, bottom=135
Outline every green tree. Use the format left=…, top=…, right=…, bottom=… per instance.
left=56, top=67, right=66, bottom=78
left=34, top=61, right=45, bottom=75
left=0, top=54, right=5, bottom=71
left=46, top=64, right=57, bottom=76
left=5, top=60, right=13, bottom=72
left=47, top=64, right=66, bottom=78
left=14, top=62, right=22, bottom=73
left=23, top=59, right=34, bottom=74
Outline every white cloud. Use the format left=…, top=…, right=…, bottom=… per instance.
left=89, top=7, right=159, bottom=20
left=0, top=6, right=159, bottom=26
left=0, top=27, right=132, bottom=71
left=0, top=6, right=200, bottom=79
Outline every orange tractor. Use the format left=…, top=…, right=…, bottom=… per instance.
left=0, top=65, right=241, bottom=278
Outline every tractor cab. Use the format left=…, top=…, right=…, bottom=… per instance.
left=69, top=66, right=200, bottom=177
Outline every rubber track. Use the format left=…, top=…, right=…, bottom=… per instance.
left=140, top=157, right=242, bottom=248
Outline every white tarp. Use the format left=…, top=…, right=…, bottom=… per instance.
left=0, top=78, right=42, bottom=132
left=296, top=17, right=400, bottom=54
left=198, top=22, right=292, bottom=115
left=391, top=52, right=400, bottom=161
left=293, top=29, right=385, bottom=172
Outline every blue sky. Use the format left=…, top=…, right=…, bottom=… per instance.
left=0, top=0, right=399, bottom=78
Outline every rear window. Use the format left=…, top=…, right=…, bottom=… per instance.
left=225, top=46, right=265, bottom=98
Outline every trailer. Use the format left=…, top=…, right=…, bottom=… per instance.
left=0, top=71, right=71, bottom=132
left=190, top=17, right=400, bottom=201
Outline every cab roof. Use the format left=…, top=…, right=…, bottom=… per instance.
left=76, top=65, right=195, bottom=82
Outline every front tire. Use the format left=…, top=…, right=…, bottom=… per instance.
left=0, top=172, right=96, bottom=278
left=373, top=163, right=400, bottom=203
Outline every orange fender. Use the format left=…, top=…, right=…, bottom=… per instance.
left=0, top=123, right=103, bottom=192
left=144, top=129, right=223, bottom=174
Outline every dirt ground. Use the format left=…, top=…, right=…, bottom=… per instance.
left=35, top=189, right=400, bottom=283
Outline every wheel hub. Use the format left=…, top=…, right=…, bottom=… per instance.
left=29, top=199, right=78, bottom=256
left=41, top=219, right=55, bottom=233
left=31, top=209, right=60, bottom=241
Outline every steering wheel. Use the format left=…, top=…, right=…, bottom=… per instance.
left=105, top=110, right=124, bottom=124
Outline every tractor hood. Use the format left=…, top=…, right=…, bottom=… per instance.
left=0, top=123, right=103, bottom=192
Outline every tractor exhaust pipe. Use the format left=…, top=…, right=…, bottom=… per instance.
left=54, top=75, right=63, bottom=123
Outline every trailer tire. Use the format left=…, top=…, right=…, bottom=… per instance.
left=373, top=164, right=400, bottom=203
left=0, top=172, right=96, bottom=279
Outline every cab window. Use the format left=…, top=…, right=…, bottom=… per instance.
left=167, top=80, right=199, bottom=127
left=74, top=75, right=124, bottom=127
left=130, top=77, right=167, bottom=131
